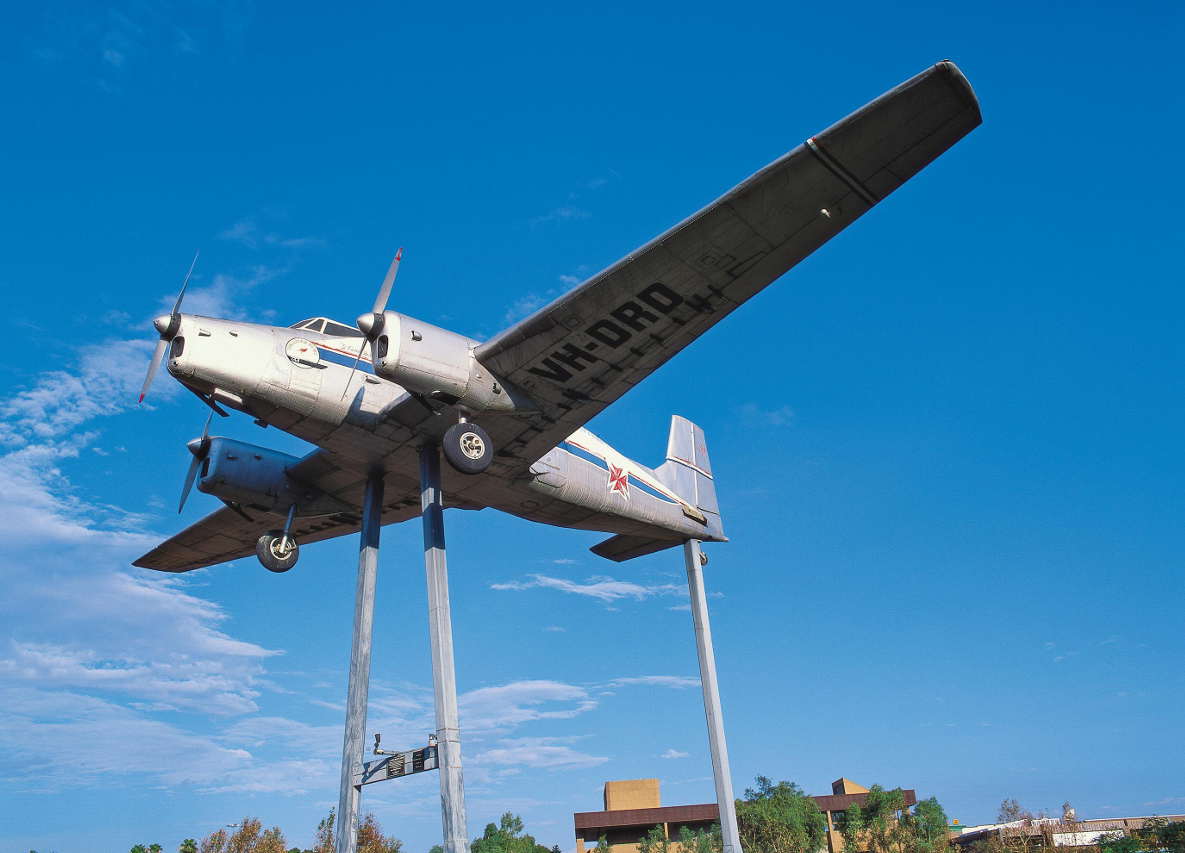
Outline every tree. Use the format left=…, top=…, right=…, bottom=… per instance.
left=200, top=830, right=229, bottom=853
left=1142, top=818, right=1185, bottom=853
left=357, top=813, right=403, bottom=853
left=909, top=797, right=950, bottom=853
left=430, top=846, right=445, bottom=853
left=1098, top=833, right=1140, bottom=853
left=470, top=813, right=551, bottom=853
left=860, top=786, right=907, bottom=853
left=181, top=841, right=199, bottom=853
left=841, top=803, right=866, bottom=853
left=735, top=776, right=827, bottom=853
left=678, top=824, right=723, bottom=853
left=594, top=836, right=611, bottom=853
left=313, top=811, right=335, bottom=853
left=996, top=802, right=1029, bottom=825
left=638, top=826, right=670, bottom=853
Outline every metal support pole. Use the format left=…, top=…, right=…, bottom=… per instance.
left=684, top=539, right=743, bottom=853
left=420, top=445, right=469, bottom=853
left=335, top=471, right=385, bottom=853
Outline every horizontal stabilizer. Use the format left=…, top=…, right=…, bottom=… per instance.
left=591, top=533, right=683, bottom=562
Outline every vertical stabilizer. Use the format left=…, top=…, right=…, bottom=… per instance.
left=656, top=416, right=723, bottom=538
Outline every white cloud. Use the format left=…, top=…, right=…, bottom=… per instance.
left=0, top=438, right=157, bottom=548
left=529, top=206, right=591, bottom=227
left=491, top=574, right=682, bottom=605
left=608, top=675, right=699, bottom=690
left=460, top=680, right=597, bottom=733
left=0, top=688, right=254, bottom=792
left=477, top=736, right=607, bottom=770
left=0, top=338, right=159, bottom=446
left=738, top=402, right=795, bottom=427
left=660, top=748, right=689, bottom=759
left=219, top=218, right=326, bottom=251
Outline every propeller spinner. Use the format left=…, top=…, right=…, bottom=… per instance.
left=139, top=250, right=199, bottom=404
left=178, top=412, right=214, bottom=513
left=341, top=248, right=403, bottom=397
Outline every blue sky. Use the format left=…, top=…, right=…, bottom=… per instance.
left=2, top=1, right=1183, bottom=850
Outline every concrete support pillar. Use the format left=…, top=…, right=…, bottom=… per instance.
left=335, top=472, right=385, bottom=853
left=420, top=445, right=469, bottom=853
left=684, top=539, right=743, bottom=853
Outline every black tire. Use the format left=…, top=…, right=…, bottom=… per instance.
left=256, top=530, right=299, bottom=572
left=442, top=421, right=493, bottom=475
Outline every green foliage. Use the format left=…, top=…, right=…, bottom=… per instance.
left=470, top=813, right=552, bottom=853
left=1098, top=833, right=1141, bottom=853
left=907, top=797, right=950, bottom=853
left=1141, top=819, right=1185, bottom=853
left=842, top=804, right=866, bottom=853
left=678, top=823, right=723, bottom=853
left=735, top=776, right=827, bottom=853
left=594, top=836, right=611, bottom=853
left=638, top=826, right=670, bottom=853
left=313, top=810, right=335, bottom=853
left=430, top=846, right=446, bottom=853
left=180, top=841, right=199, bottom=853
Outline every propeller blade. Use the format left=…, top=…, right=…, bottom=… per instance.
left=370, top=248, right=402, bottom=315
left=138, top=338, right=169, bottom=404
left=339, top=345, right=366, bottom=401
left=179, top=455, right=201, bottom=513
left=172, top=250, right=200, bottom=316
left=179, top=413, right=214, bottom=512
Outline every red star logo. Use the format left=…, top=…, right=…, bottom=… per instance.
left=607, top=463, right=630, bottom=499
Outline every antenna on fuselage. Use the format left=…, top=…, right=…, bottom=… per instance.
left=341, top=248, right=402, bottom=399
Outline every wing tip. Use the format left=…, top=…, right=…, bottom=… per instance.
left=935, top=59, right=982, bottom=122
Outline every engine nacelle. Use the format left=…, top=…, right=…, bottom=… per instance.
left=372, top=312, right=531, bottom=413
left=196, top=438, right=344, bottom=515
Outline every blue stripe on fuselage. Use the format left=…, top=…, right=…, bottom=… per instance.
left=557, top=441, right=677, bottom=504
left=315, top=344, right=374, bottom=374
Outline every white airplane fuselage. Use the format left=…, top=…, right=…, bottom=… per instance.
left=165, top=312, right=723, bottom=545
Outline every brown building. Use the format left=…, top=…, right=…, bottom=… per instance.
left=573, top=777, right=918, bottom=853
left=817, top=778, right=917, bottom=853
left=574, top=779, right=718, bottom=853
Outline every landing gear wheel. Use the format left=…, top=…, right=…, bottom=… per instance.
left=442, top=421, right=493, bottom=475
left=256, top=530, right=299, bottom=572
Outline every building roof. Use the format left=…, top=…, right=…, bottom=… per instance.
left=574, top=804, right=720, bottom=832
left=813, top=790, right=917, bottom=813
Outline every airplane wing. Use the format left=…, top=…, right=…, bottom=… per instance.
left=477, top=61, right=980, bottom=472
left=132, top=448, right=425, bottom=572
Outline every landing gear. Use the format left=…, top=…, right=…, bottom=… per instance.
left=256, top=530, right=299, bottom=572
left=442, top=421, right=493, bottom=475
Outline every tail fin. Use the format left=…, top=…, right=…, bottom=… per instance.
left=656, top=415, right=723, bottom=538
left=590, top=416, right=725, bottom=563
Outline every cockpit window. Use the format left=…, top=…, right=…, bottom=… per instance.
left=289, top=318, right=317, bottom=330
left=325, top=321, right=364, bottom=338
left=305, top=319, right=326, bottom=333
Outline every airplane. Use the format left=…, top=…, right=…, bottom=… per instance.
left=133, top=60, right=981, bottom=574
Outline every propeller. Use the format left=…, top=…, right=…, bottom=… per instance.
left=341, top=248, right=403, bottom=398
left=139, top=250, right=199, bottom=404
left=179, top=412, right=214, bottom=513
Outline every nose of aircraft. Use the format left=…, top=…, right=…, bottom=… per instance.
left=356, top=311, right=379, bottom=338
